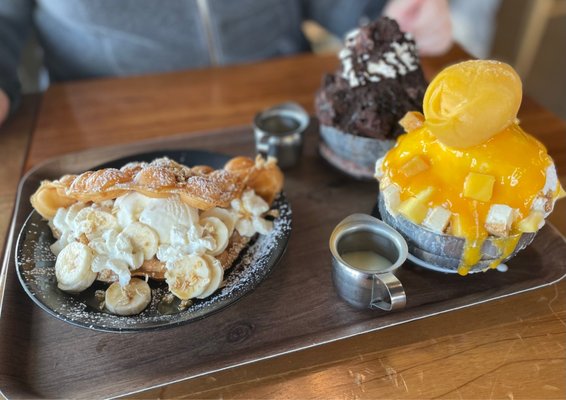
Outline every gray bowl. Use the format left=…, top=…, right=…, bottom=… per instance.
left=377, top=192, right=536, bottom=273
left=319, top=125, right=395, bottom=180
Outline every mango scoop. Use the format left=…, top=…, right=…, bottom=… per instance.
left=423, top=60, right=522, bottom=149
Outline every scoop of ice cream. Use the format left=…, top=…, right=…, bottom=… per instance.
left=138, top=196, right=199, bottom=244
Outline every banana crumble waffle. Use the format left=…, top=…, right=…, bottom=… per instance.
left=30, top=155, right=284, bottom=315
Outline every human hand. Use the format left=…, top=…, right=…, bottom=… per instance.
left=384, top=0, right=452, bottom=56
left=0, top=89, right=9, bottom=127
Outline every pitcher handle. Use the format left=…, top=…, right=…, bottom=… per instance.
left=370, top=272, right=406, bottom=311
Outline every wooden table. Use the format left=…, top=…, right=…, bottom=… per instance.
left=1, top=47, right=565, bottom=399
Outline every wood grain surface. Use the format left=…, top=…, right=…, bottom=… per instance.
left=0, top=96, right=39, bottom=266
left=3, top=125, right=565, bottom=399
left=0, top=47, right=565, bottom=399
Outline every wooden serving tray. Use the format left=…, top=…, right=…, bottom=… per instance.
left=1, top=125, right=566, bottom=399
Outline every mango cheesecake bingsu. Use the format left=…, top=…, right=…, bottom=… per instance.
left=375, top=60, right=565, bottom=275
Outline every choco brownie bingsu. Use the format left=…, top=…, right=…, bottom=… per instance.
left=316, top=17, right=428, bottom=178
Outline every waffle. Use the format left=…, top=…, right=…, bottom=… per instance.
left=31, top=155, right=284, bottom=219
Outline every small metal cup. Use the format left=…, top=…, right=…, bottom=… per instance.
left=330, top=213, right=408, bottom=311
left=253, top=102, right=309, bottom=168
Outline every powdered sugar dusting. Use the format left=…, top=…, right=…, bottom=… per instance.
left=185, top=171, right=241, bottom=205
left=50, top=156, right=245, bottom=209
left=16, top=194, right=292, bottom=332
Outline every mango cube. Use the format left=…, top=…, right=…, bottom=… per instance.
left=423, top=206, right=452, bottom=233
left=398, top=187, right=435, bottom=224
left=415, top=186, right=434, bottom=202
left=400, top=155, right=430, bottom=177
left=463, top=172, right=495, bottom=202
left=450, top=214, right=465, bottom=237
left=398, top=197, right=428, bottom=224
left=399, top=111, right=425, bottom=132
left=517, top=211, right=544, bottom=232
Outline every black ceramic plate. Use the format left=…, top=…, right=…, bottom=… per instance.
left=15, top=150, right=292, bottom=332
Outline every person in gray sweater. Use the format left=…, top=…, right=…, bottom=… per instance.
left=0, top=0, right=451, bottom=126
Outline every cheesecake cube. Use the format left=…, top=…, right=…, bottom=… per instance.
left=423, top=206, right=452, bottom=233
left=531, top=194, right=554, bottom=216
left=485, top=204, right=515, bottom=237
left=382, top=184, right=401, bottom=216
left=530, top=196, right=548, bottom=213
left=463, top=172, right=495, bottom=202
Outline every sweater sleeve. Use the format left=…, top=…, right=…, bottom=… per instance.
left=0, top=0, right=34, bottom=115
left=302, top=0, right=387, bottom=38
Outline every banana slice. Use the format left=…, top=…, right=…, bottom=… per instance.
left=74, top=206, right=119, bottom=240
left=104, top=278, right=151, bottom=315
left=201, top=207, right=237, bottom=236
left=200, top=216, right=229, bottom=256
left=197, top=255, right=224, bottom=299
left=165, top=254, right=210, bottom=300
left=118, top=222, right=159, bottom=260
left=64, top=202, right=87, bottom=228
left=55, top=242, right=97, bottom=292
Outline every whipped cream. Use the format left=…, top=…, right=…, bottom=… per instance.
left=49, top=189, right=274, bottom=289
left=231, top=190, right=273, bottom=236
left=156, top=224, right=215, bottom=263
left=89, top=228, right=144, bottom=269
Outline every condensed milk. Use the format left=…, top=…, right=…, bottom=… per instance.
left=341, top=251, right=392, bottom=272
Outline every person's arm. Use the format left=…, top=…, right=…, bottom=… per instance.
left=303, top=0, right=452, bottom=56
left=302, top=0, right=387, bottom=38
left=0, top=0, right=34, bottom=126
left=0, top=90, right=9, bottom=126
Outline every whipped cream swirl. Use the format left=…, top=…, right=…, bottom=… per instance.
left=49, top=189, right=273, bottom=290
